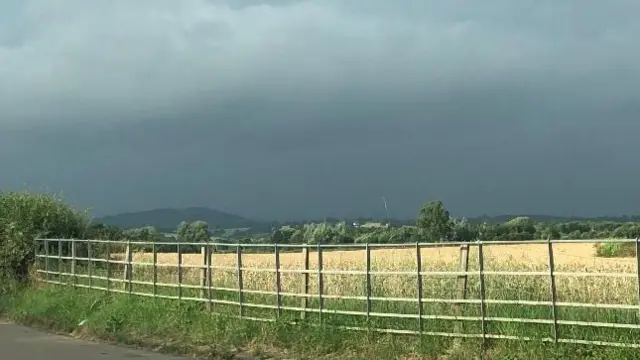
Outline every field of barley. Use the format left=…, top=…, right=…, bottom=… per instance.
left=125, top=242, right=637, bottom=304
left=134, top=241, right=637, bottom=270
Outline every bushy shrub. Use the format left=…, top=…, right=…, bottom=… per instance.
left=594, top=242, right=636, bottom=258
left=0, top=191, right=88, bottom=282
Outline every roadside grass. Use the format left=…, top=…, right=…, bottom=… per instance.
left=3, top=279, right=640, bottom=359
left=0, top=284, right=453, bottom=359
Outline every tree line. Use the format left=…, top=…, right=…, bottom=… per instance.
left=118, top=200, right=640, bottom=247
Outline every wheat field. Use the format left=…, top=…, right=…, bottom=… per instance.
left=133, top=242, right=637, bottom=270
left=123, top=242, right=638, bottom=306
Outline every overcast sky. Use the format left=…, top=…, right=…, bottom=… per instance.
left=2, top=0, right=640, bottom=221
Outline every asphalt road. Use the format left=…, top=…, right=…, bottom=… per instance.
left=0, top=321, right=187, bottom=360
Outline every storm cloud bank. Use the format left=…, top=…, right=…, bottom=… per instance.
left=1, top=0, right=639, bottom=220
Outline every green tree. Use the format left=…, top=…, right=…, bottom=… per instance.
left=504, top=216, right=536, bottom=240
left=123, top=226, right=160, bottom=241
left=416, top=200, right=454, bottom=242
left=177, top=221, right=210, bottom=243
left=452, top=217, right=477, bottom=242
left=177, top=221, right=190, bottom=242
left=477, top=222, right=497, bottom=241
left=191, top=221, right=210, bottom=243
left=270, top=229, right=285, bottom=243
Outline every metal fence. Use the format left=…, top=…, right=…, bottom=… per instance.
left=33, top=238, right=640, bottom=348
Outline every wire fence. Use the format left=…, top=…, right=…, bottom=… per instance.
left=33, top=238, right=640, bottom=348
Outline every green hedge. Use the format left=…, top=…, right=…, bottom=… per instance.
left=0, top=191, right=88, bottom=282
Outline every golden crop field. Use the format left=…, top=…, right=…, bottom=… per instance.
left=131, top=242, right=637, bottom=272
left=125, top=242, right=638, bottom=306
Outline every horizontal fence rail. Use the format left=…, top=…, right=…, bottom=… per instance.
left=33, top=238, right=640, bottom=348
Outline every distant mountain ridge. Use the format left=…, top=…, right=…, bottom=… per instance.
left=96, top=207, right=270, bottom=232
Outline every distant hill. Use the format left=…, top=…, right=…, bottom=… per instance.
left=96, top=207, right=270, bottom=232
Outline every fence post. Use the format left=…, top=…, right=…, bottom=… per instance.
left=33, top=238, right=38, bottom=278
left=275, top=244, right=282, bottom=318
left=152, top=241, right=157, bottom=298
left=71, top=239, right=77, bottom=287
left=57, top=239, right=64, bottom=284
left=178, top=241, right=183, bottom=300
left=635, top=238, right=640, bottom=319
left=301, top=245, right=310, bottom=320
left=365, top=243, right=372, bottom=322
left=44, top=239, right=49, bottom=282
left=453, top=243, right=470, bottom=339
left=416, top=242, right=424, bottom=335
left=237, top=245, right=244, bottom=318
left=317, top=243, right=324, bottom=324
left=200, top=245, right=207, bottom=299
left=124, top=239, right=132, bottom=294
left=207, top=240, right=213, bottom=311
left=106, top=241, right=111, bottom=293
left=547, top=237, right=559, bottom=343
left=87, top=239, right=92, bottom=289
left=478, top=241, right=487, bottom=346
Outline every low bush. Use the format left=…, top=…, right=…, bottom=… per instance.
left=594, top=242, right=636, bottom=258
left=0, top=191, right=88, bottom=282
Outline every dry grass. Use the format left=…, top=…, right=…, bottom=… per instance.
left=122, top=242, right=638, bottom=306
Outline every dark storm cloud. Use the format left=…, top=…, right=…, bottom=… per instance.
left=1, top=0, right=640, bottom=220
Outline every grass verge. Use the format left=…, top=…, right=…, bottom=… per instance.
left=3, top=284, right=640, bottom=359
